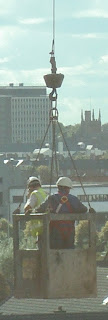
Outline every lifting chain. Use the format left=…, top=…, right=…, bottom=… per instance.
left=49, top=46, right=58, bottom=121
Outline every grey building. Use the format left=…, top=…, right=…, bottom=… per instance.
left=0, top=83, right=51, bottom=145
left=0, top=158, right=28, bottom=221
left=0, top=96, right=12, bottom=144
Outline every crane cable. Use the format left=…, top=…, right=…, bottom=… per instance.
left=14, top=0, right=95, bottom=213
left=53, top=0, right=55, bottom=53
left=45, top=0, right=94, bottom=211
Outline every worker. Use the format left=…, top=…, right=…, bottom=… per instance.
left=36, top=177, right=87, bottom=249
left=24, top=176, right=47, bottom=213
left=24, top=176, right=47, bottom=241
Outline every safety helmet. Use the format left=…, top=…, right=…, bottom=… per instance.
left=27, top=176, right=41, bottom=187
left=56, top=177, right=73, bottom=189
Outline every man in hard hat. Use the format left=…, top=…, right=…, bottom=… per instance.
left=36, top=176, right=87, bottom=249
left=24, top=176, right=47, bottom=213
left=24, top=176, right=47, bottom=241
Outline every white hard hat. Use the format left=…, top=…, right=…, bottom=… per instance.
left=56, top=177, right=73, bottom=189
left=27, top=176, right=41, bottom=186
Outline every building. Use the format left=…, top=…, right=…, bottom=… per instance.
left=0, top=96, right=12, bottom=144
left=0, top=158, right=28, bottom=221
left=0, top=83, right=51, bottom=145
left=80, top=109, right=101, bottom=143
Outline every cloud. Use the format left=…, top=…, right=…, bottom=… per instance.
left=0, top=68, right=49, bottom=86
left=19, top=17, right=46, bottom=25
left=57, top=97, right=84, bottom=125
left=0, top=27, right=18, bottom=48
left=0, top=0, right=16, bottom=15
left=59, top=62, right=94, bottom=77
left=0, top=25, right=27, bottom=49
left=0, top=57, right=9, bottom=63
left=0, top=61, right=100, bottom=87
left=69, top=33, right=108, bottom=39
left=99, top=55, right=108, bottom=63
left=71, top=9, right=108, bottom=18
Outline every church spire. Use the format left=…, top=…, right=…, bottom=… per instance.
left=81, top=109, right=83, bottom=121
left=92, top=109, right=95, bottom=121
left=99, top=109, right=101, bottom=121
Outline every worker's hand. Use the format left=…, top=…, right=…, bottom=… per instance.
left=25, top=208, right=32, bottom=215
left=89, top=207, right=96, bottom=213
left=13, top=208, right=20, bottom=215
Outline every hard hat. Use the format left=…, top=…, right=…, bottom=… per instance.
left=27, top=176, right=41, bottom=187
left=56, top=177, right=73, bottom=189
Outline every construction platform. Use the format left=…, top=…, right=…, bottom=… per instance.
left=0, top=267, right=108, bottom=320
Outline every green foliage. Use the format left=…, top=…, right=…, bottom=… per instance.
left=98, top=221, right=108, bottom=252
left=75, top=219, right=108, bottom=256
left=24, top=221, right=34, bottom=237
left=0, top=218, right=14, bottom=288
left=19, top=223, right=37, bottom=249
left=37, top=165, right=54, bottom=184
left=99, top=221, right=108, bottom=241
left=0, top=237, right=13, bottom=285
left=73, top=152, right=90, bottom=160
left=0, top=218, right=13, bottom=238
left=75, top=221, right=89, bottom=247
left=75, top=220, right=99, bottom=248
left=19, top=234, right=37, bottom=250
left=102, top=123, right=108, bottom=132
left=0, top=272, right=10, bottom=301
left=65, top=124, right=80, bottom=137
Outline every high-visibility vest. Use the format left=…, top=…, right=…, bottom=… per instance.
left=28, top=188, right=47, bottom=236
left=31, top=188, right=47, bottom=207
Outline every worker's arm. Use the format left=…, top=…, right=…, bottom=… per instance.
left=77, top=200, right=87, bottom=213
left=24, top=204, right=32, bottom=214
left=24, top=193, right=37, bottom=214
left=71, top=196, right=88, bottom=213
left=36, top=195, right=49, bottom=213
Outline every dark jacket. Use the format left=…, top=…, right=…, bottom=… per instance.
left=36, top=191, right=87, bottom=214
left=36, top=191, right=87, bottom=240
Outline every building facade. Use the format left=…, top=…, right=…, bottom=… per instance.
left=0, top=84, right=51, bottom=144
left=0, top=96, right=12, bottom=144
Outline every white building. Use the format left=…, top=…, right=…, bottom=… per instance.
left=0, top=84, right=51, bottom=144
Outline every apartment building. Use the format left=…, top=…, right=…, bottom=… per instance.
left=0, top=84, right=51, bottom=144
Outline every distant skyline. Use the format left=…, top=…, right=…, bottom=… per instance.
left=0, top=0, right=108, bottom=125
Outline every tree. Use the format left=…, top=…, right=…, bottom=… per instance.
left=75, top=220, right=100, bottom=248
left=0, top=238, right=14, bottom=286
left=75, top=221, right=89, bottom=247
left=0, top=218, right=13, bottom=238
left=0, top=272, right=10, bottom=301
left=0, top=219, right=14, bottom=293
left=37, top=165, right=52, bottom=184
left=98, top=221, right=108, bottom=251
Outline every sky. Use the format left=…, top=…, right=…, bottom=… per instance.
left=0, top=0, right=108, bottom=126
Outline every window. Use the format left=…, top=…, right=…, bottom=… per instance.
left=13, top=196, right=24, bottom=203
